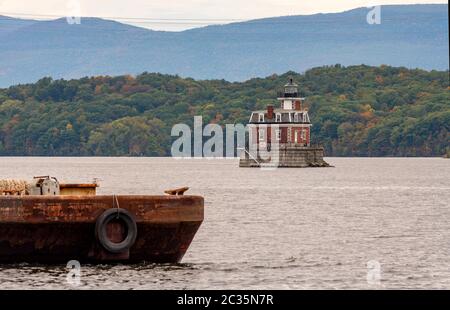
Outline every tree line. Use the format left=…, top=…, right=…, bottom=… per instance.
left=0, top=64, right=448, bottom=157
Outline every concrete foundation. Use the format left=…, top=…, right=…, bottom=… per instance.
left=239, top=144, right=331, bottom=168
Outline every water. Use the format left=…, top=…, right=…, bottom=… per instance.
left=0, top=157, right=449, bottom=289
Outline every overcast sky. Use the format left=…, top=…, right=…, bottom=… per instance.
left=0, top=0, right=446, bottom=30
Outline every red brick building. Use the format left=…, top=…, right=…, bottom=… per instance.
left=240, top=78, right=329, bottom=168
left=248, top=78, right=311, bottom=147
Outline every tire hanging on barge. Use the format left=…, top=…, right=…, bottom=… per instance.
left=95, top=208, right=138, bottom=254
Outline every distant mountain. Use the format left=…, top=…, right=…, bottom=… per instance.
left=0, top=15, right=37, bottom=36
left=0, top=4, right=448, bottom=87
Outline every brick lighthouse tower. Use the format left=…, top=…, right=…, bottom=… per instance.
left=239, top=78, right=330, bottom=167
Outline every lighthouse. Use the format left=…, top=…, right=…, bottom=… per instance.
left=239, top=78, right=330, bottom=168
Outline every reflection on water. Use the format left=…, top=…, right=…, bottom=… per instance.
left=0, top=157, right=449, bottom=289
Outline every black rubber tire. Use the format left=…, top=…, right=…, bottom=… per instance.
left=95, top=208, right=137, bottom=254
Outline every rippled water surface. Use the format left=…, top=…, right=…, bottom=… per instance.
left=0, top=157, right=449, bottom=289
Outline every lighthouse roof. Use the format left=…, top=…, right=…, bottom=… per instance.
left=285, top=78, right=298, bottom=87
left=249, top=109, right=310, bottom=124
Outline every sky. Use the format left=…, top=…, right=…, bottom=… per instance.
left=0, top=0, right=446, bottom=31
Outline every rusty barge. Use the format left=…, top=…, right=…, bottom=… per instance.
left=0, top=177, right=204, bottom=264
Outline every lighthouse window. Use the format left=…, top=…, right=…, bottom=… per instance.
left=258, top=113, right=265, bottom=122
left=259, top=129, right=265, bottom=141
left=294, top=113, right=299, bottom=122
left=275, top=113, right=281, bottom=122
left=301, top=130, right=306, bottom=140
left=276, top=129, right=281, bottom=141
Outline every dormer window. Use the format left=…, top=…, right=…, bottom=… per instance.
left=258, top=113, right=265, bottom=122
left=303, top=113, right=310, bottom=123
left=275, top=113, right=281, bottom=122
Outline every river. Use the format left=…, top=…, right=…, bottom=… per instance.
left=0, top=157, right=449, bottom=289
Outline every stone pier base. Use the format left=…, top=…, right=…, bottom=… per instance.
left=239, top=145, right=331, bottom=168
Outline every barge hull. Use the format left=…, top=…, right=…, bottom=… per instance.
left=0, top=195, right=203, bottom=263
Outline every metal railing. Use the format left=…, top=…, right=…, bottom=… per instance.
left=277, top=92, right=299, bottom=98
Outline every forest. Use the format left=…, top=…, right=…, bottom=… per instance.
left=0, top=64, right=448, bottom=157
